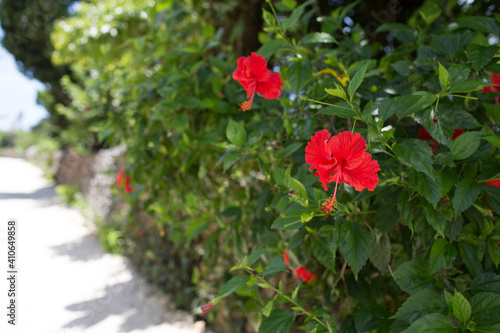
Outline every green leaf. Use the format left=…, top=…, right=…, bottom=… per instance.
left=452, top=178, right=480, bottom=216
left=392, top=289, right=447, bottom=322
left=459, top=242, right=483, bottom=278
left=431, top=31, right=472, bottom=57
left=458, top=16, right=500, bottom=35
left=339, top=221, right=372, bottom=279
left=484, top=186, right=500, bottom=214
left=453, top=291, right=472, bottom=323
left=226, top=119, right=246, bottom=147
left=348, top=62, right=369, bottom=101
left=449, top=80, right=488, bottom=93
left=247, top=249, right=265, bottom=266
left=258, top=308, right=295, bottom=333
left=262, top=256, right=287, bottom=277
left=421, top=108, right=454, bottom=146
left=401, top=313, right=455, bottom=333
left=257, top=40, right=284, bottom=59
left=262, top=8, right=276, bottom=26
left=219, top=274, right=251, bottom=298
left=369, top=229, right=390, bottom=273
left=448, top=64, right=471, bottom=82
left=409, top=170, right=442, bottom=208
left=466, top=44, right=499, bottom=73
left=484, top=104, right=500, bottom=126
left=379, top=95, right=422, bottom=121
left=325, top=85, right=347, bottom=101
left=397, top=191, right=413, bottom=231
left=287, top=61, right=313, bottom=92
left=261, top=300, right=274, bottom=317
left=271, top=216, right=304, bottom=230
left=488, top=232, right=500, bottom=269
left=470, top=292, right=500, bottom=326
left=282, top=0, right=314, bottom=31
left=354, top=305, right=390, bottom=332
left=482, top=135, right=500, bottom=149
left=281, top=142, right=304, bottom=158
left=319, top=102, right=357, bottom=118
left=272, top=166, right=288, bottom=187
left=393, top=139, right=434, bottom=180
left=469, top=273, right=500, bottom=295
left=289, top=177, right=308, bottom=200
left=394, top=259, right=435, bottom=294
left=313, top=235, right=336, bottom=272
left=419, top=4, right=442, bottom=25
left=429, top=238, right=457, bottom=274
left=438, top=63, right=450, bottom=92
left=396, top=92, right=437, bottom=119
left=452, top=131, right=481, bottom=160
left=301, top=32, right=337, bottom=44
left=421, top=198, right=447, bottom=237
left=223, top=152, right=241, bottom=171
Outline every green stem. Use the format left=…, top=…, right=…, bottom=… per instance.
left=249, top=270, right=335, bottom=333
left=450, top=94, right=477, bottom=100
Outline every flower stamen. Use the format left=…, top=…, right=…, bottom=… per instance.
left=239, top=87, right=256, bottom=111
left=322, top=171, right=341, bottom=216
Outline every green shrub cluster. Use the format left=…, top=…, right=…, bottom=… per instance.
left=47, top=0, right=500, bottom=332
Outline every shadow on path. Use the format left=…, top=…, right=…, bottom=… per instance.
left=0, top=185, right=58, bottom=206
left=63, top=280, right=168, bottom=332
left=51, top=234, right=104, bottom=262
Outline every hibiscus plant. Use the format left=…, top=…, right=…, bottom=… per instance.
left=46, top=0, right=500, bottom=332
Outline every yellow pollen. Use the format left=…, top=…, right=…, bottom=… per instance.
left=239, top=100, right=252, bottom=111
left=322, top=195, right=337, bottom=216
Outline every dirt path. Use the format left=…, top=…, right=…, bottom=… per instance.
left=0, top=157, right=205, bottom=333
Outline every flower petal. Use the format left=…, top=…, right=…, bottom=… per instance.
left=305, top=129, right=337, bottom=191
left=328, top=131, right=367, bottom=170
left=341, top=152, right=380, bottom=191
left=257, top=72, right=283, bottom=99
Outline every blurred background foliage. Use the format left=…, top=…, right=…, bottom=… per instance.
left=1, top=0, right=500, bottom=332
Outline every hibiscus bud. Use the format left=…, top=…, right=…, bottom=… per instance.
left=201, top=302, right=213, bottom=314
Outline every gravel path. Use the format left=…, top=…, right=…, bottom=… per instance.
left=0, top=157, right=205, bottom=333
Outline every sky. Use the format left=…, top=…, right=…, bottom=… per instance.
left=0, top=28, right=49, bottom=131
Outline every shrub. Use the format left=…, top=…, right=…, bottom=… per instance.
left=47, top=0, right=500, bottom=332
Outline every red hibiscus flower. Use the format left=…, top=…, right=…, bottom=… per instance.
left=305, top=130, right=380, bottom=214
left=232, top=52, right=283, bottom=111
left=485, top=179, right=500, bottom=187
left=201, top=302, right=213, bottom=314
left=282, top=250, right=290, bottom=269
left=116, top=169, right=134, bottom=193
left=292, top=266, right=317, bottom=284
left=483, top=73, right=500, bottom=104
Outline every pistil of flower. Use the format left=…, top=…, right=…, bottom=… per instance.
left=239, top=86, right=256, bottom=111
left=321, top=171, right=341, bottom=216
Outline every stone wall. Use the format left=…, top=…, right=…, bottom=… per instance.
left=27, top=145, right=125, bottom=219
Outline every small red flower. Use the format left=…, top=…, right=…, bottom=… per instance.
left=232, top=52, right=283, bottom=111
left=292, top=266, right=317, bottom=284
left=485, top=179, right=500, bottom=187
left=483, top=73, right=500, bottom=104
left=305, top=130, right=380, bottom=214
left=282, top=250, right=290, bottom=269
left=83, top=106, right=91, bottom=112
left=116, top=169, right=134, bottom=193
left=201, top=302, right=213, bottom=314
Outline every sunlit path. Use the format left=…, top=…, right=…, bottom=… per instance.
left=0, top=157, right=204, bottom=333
